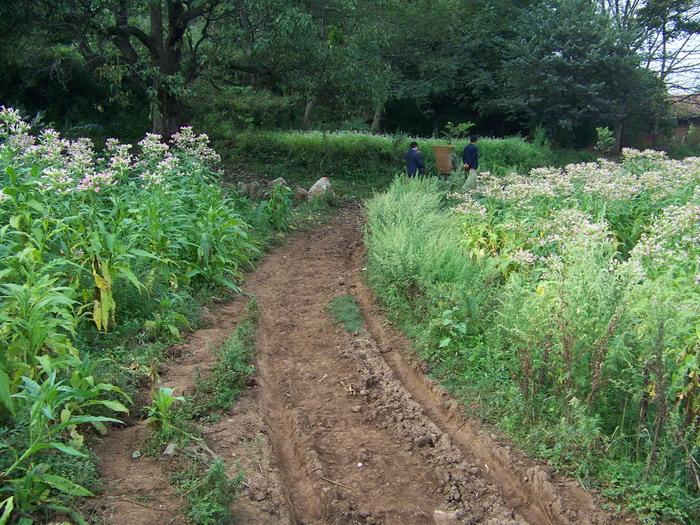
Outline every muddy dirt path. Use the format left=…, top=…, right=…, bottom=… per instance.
left=88, top=300, right=249, bottom=524
left=241, top=205, right=625, bottom=525
left=92, top=205, right=628, bottom=525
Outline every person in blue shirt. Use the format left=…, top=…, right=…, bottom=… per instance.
left=405, top=141, right=425, bottom=177
left=462, top=134, right=479, bottom=189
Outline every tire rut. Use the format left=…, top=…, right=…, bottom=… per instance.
left=91, top=205, right=630, bottom=525
left=245, top=207, right=524, bottom=524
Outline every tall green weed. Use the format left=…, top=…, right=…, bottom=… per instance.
left=366, top=158, right=700, bottom=523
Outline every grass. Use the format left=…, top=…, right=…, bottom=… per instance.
left=216, top=129, right=593, bottom=201
left=178, top=300, right=258, bottom=422
left=327, top=295, right=364, bottom=333
left=172, top=459, right=244, bottom=525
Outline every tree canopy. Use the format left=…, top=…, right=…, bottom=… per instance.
left=1, top=0, right=697, bottom=145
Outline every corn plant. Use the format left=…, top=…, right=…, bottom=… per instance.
left=146, top=387, right=185, bottom=436
left=1, top=370, right=126, bottom=523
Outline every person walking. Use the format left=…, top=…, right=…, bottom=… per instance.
left=405, top=141, right=425, bottom=177
left=462, top=134, right=479, bottom=189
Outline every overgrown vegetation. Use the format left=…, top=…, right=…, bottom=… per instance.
left=0, top=108, right=289, bottom=523
left=365, top=152, right=700, bottom=523
left=222, top=130, right=591, bottom=199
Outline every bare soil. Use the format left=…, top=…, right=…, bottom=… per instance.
left=90, top=205, right=632, bottom=525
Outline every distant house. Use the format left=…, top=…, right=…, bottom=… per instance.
left=669, top=94, right=700, bottom=142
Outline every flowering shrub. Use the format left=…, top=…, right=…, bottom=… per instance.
left=367, top=154, right=700, bottom=522
left=0, top=107, right=269, bottom=521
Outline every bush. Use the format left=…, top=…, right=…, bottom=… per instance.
left=595, top=126, right=616, bottom=154
left=222, top=130, right=556, bottom=183
left=175, top=459, right=243, bottom=525
left=365, top=152, right=700, bottom=523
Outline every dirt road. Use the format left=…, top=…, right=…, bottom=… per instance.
left=92, top=206, right=626, bottom=524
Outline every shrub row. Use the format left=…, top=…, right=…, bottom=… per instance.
left=222, top=130, right=564, bottom=180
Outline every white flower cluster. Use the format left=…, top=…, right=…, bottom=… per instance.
left=171, top=126, right=221, bottom=165
left=0, top=107, right=222, bottom=195
left=630, top=199, right=700, bottom=274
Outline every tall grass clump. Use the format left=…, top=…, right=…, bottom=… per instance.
left=223, top=130, right=557, bottom=196
left=366, top=152, right=700, bottom=523
left=0, top=107, right=288, bottom=522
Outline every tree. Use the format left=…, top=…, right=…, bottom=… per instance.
left=32, top=0, right=224, bottom=137
left=497, top=0, right=659, bottom=145
left=369, top=0, right=468, bottom=131
left=598, top=0, right=700, bottom=92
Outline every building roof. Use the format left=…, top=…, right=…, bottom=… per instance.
left=669, top=94, right=700, bottom=119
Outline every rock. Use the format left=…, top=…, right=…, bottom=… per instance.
left=248, top=181, right=261, bottom=200
left=433, top=509, right=460, bottom=523
left=308, top=177, right=334, bottom=199
left=351, top=405, right=361, bottom=413
left=293, top=186, right=309, bottom=202
left=415, top=434, right=434, bottom=448
left=162, top=443, right=177, bottom=456
left=270, top=177, right=288, bottom=187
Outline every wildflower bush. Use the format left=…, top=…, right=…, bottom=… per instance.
left=366, top=150, right=700, bottom=523
left=0, top=107, right=272, bottom=522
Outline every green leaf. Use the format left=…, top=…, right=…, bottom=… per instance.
left=439, top=337, right=451, bottom=348
left=41, top=474, right=93, bottom=497
left=99, top=400, right=129, bottom=413
left=25, top=200, right=45, bottom=214
left=0, top=496, right=14, bottom=525
left=92, top=421, right=108, bottom=436
left=36, top=354, right=53, bottom=375
left=0, top=362, right=14, bottom=415
left=119, top=267, right=144, bottom=292
left=49, top=442, right=88, bottom=457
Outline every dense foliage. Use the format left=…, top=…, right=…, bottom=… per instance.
left=366, top=153, right=700, bottom=522
left=0, top=107, right=275, bottom=522
left=225, top=130, right=579, bottom=191
left=1, top=0, right=696, bottom=147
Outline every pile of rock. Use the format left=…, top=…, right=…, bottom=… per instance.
left=236, top=177, right=334, bottom=203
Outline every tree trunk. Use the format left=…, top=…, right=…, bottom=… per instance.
left=614, top=120, right=625, bottom=152
left=371, top=105, right=383, bottom=133
left=303, top=97, right=316, bottom=129
left=151, top=1, right=183, bottom=138
left=152, top=85, right=182, bottom=138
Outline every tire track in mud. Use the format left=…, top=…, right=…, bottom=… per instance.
left=245, top=208, right=517, bottom=524
left=92, top=205, right=630, bottom=525
left=245, top=205, right=629, bottom=525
